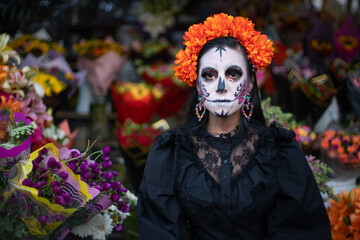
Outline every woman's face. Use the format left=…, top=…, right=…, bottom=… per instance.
left=197, top=46, right=251, bottom=117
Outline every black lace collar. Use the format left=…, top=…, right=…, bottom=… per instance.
left=207, top=124, right=242, bottom=139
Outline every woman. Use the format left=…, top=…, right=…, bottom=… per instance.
left=137, top=13, right=331, bottom=239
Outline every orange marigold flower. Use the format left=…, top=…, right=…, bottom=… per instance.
left=323, top=130, right=336, bottom=138
left=174, top=13, right=274, bottom=86
left=337, top=146, right=345, bottom=154
left=347, top=145, right=357, bottom=154
left=331, top=137, right=342, bottom=147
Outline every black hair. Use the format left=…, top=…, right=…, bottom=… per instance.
left=180, top=37, right=266, bottom=133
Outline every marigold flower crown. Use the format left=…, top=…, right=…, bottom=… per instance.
left=174, top=13, right=274, bottom=87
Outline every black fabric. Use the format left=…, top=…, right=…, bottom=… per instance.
left=137, top=120, right=331, bottom=240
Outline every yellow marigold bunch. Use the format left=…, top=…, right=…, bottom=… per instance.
left=116, top=82, right=163, bottom=100
left=174, top=13, right=274, bottom=87
left=73, top=38, right=125, bottom=58
left=32, top=72, right=66, bottom=97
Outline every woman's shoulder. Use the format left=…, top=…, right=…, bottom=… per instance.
left=258, top=121, right=295, bottom=142
left=259, top=121, right=310, bottom=174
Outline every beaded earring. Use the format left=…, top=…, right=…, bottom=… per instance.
left=241, top=92, right=253, bottom=121
left=195, top=95, right=206, bottom=121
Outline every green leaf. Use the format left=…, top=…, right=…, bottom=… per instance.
left=0, top=216, right=13, bottom=232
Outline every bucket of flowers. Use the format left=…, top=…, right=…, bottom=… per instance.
left=326, top=186, right=360, bottom=240
left=321, top=130, right=360, bottom=169
left=116, top=119, right=166, bottom=191
left=0, top=141, right=136, bottom=240
left=110, top=80, right=163, bottom=124
left=137, top=63, right=189, bottom=119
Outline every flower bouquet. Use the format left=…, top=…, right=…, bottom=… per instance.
left=0, top=109, right=34, bottom=195
left=326, top=187, right=360, bottom=240
left=0, top=33, right=53, bottom=129
left=292, top=124, right=317, bottom=154
left=131, top=38, right=176, bottom=66
left=116, top=119, right=165, bottom=191
left=334, top=14, right=360, bottom=63
left=19, top=50, right=87, bottom=114
left=73, top=36, right=127, bottom=97
left=73, top=36, right=128, bottom=140
left=138, top=63, right=188, bottom=118
left=0, top=142, right=135, bottom=240
left=287, top=68, right=337, bottom=122
left=110, top=80, right=163, bottom=124
left=305, top=13, right=335, bottom=69
left=9, top=33, right=65, bottom=59
left=321, top=130, right=360, bottom=169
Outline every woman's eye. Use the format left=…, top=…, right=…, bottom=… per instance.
left=226, top=69, right=242, bottom=81
left=201, top=71, right=217, bottom=81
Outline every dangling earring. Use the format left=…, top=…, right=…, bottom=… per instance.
left=241, top=92, right=253, bottom=121
left=195, top=95, right=206, bottom=122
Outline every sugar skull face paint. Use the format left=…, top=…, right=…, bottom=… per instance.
left=197, top=46, right=250, bottom=117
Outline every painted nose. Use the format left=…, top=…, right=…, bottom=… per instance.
left=216, top=77, right=226, bottom=93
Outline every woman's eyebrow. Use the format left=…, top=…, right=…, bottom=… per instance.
left=201, top=67, right=217, bottom=73
left=227, top=65, right=242, bottom=70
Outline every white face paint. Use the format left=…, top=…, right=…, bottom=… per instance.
left=197, top=46, right=250, bottom=117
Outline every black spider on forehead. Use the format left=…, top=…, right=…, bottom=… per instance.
left=215, top=46, right=226, bottom=62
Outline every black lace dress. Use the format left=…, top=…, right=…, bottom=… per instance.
left=137, top=120, right=331, bottom=240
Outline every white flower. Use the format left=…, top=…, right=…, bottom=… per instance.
left=92, top=213, right=113, bottom=240
left=123, top=190, right=138, bottom=206
left=71, top=214, right=102, bottom=238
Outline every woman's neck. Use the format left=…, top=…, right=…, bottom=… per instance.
left=206, top=110, right=242, bottom=135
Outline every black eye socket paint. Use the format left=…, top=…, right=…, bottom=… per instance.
left=225, top=66, right=243, bottom=81
left=201, top=67, right=217, bottom=82
left=215, top=46, right=226, bottom=62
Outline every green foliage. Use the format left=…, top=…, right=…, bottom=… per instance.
left=261, top=97, right=297, bottom=130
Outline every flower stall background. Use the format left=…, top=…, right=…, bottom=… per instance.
left=1, top=0, right=360, bottom=239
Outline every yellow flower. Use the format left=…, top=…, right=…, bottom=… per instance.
left=24, top=39, right=50, bottom=56
left=51, top=42, right=65, bottom=54
left=338, top=35, right=358, bottom=51
left=65, top=72, right=73, bottom=81
left=73, top=38, right=124, bottom=58
left=151, top=86, right=164, bottom=100
left=8, top=34, right=31, bottom=49
left=32, top=72, right=66, bottom=97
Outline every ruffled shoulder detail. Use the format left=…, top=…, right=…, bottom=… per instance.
left=233, top=122, right=296, bottom=216
left=269, top=121, right=295, bottom=142
left=154, top=129, right=178, bottom=147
